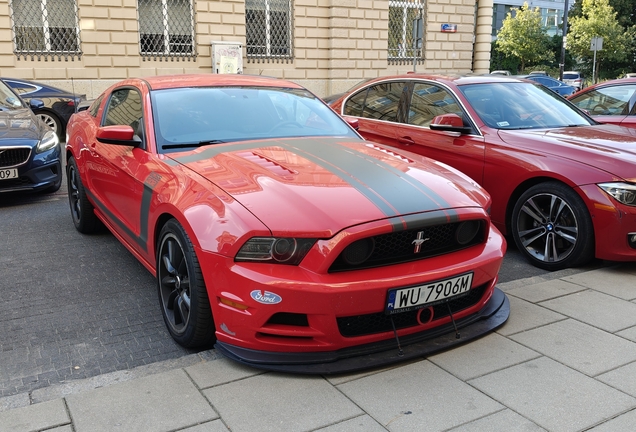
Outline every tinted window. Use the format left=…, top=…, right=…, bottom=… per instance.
left=103, top=89, right=143, bottom=129
left=408, top=83, right=461, bottom=127
left=6, top=80, right=38, bottom=95
left=345, top=82, right=406, bottom=122
left=89, top=95, right=104, bottom=118
left=569, top=85, right=636, bottom=116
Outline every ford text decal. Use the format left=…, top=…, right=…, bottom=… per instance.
left=250, top=290, right=282, bottom=304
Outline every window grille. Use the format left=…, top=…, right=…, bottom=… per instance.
left=388, top=0, right=424, bottom=65
left=246, top=0, right=293, bottom=63
left=9, top=0, right=81, bottom=61
left=138, top=0, right=196, bottom=61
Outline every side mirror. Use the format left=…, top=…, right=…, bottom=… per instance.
left=429, top=113, right=472, bottom=134
left=344, top=117, right=360, bottom=130
left=29, top=98, right=45, bottom=109
left=96, top=125, right=141, bottom=146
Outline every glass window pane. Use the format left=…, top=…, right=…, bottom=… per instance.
left=409, top=84, right=461, bottom=127
left=360, top=83, right=405, bottom=121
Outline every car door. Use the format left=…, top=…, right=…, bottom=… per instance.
left=86, top=86, right=152, bottom=255
left=389, top=81, right=486, bottom=186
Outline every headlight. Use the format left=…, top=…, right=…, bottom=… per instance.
left=599, top=182, right=636, bottom=206
left=36, top=130, right=60, bottom=153
left=235, top=237, right=317, bottom=265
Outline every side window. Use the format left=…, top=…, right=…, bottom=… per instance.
left=570, top=85, right=636, bottom=116
left=409, top=83, right=461, bottom=127
left=88, top=95, right=104, bottom=118
left=343, top=89, right=368, bottom=117
left=103, top=89, right=144, bottom=141
left=357, top=83, right=406, bottom=122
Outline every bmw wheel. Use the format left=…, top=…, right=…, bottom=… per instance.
left=67, top=157, right=101, bottom=233
left=157, top=219, right=216, bottom=348
left=511, top=182, right=594, bottom=271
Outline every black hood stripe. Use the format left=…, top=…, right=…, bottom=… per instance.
left=280, top=139, right=456, bottom=217
left=171, top=138, right=459, bottom=220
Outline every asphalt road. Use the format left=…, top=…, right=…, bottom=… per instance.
left=0, top=162, right=605, bottom=399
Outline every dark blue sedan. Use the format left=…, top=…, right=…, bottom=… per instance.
left=516, top=75, right=576, bottom=97
left=0, top=79, right=62, bottom=194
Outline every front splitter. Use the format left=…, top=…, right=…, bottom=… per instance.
left=215, top=288, right=510, bottom=375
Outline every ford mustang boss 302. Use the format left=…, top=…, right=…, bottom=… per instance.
left=65, top=74, right=509, bottom=374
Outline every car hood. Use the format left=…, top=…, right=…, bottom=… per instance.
left=168, top=137, right=489, bottom=235
left=0, top=108, right=44, bottom=142
left=498, top=124, right=636, bottom=182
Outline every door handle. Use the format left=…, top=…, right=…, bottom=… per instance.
left=398, top=136, right=415, bottom=145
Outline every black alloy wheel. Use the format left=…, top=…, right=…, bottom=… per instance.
left=157, top=219, right=216, bottom=348
left=511, top=181, right=594, bottom=271
left=67, top=157, right=101, bottom=233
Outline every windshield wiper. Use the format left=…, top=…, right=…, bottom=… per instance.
left=162, top=139, right=225, bottom=150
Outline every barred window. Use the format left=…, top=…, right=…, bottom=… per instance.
left=246, top=0, right=293, bottom=62
left=138, top=0, right=196, bottom=61
left=9, top=0, right=81, bottom=60
left=388, top=0, right=424, bottom=65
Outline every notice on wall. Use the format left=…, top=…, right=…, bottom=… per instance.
left=211, top=42, right=243, bottom=74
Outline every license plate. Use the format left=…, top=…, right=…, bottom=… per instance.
left=0, top=168, right=18, bottom=180
left=386, top=272, right=474, bottom=314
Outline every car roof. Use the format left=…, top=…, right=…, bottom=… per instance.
left=337, top=73, right=525, bottom=89
left=126, top=74, right=306, bottom=91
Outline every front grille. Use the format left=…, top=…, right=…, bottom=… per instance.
left=0, top=147, right=31, bottom=168
left=329, top=220, right=485, bottom=272
left=337, top=283, right=488, bottom=337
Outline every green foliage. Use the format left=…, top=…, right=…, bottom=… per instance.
left=567, top=0, right=632, bottom=80
left=495, top=2, right=554, bottom=72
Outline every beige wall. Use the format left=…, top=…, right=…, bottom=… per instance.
left=0, top=0, right=492, bottom=99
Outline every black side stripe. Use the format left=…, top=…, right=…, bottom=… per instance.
left=85, top=188, right=147, bottom=253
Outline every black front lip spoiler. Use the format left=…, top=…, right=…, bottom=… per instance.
left=215, top=288, right=510, bottom=375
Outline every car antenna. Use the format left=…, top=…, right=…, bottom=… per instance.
left=71, top=77, right=77, bottom=114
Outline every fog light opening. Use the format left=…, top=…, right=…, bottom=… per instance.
left=628, top=233, right=636, bottom=249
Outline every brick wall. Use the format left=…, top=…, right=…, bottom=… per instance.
left=0, top=0, right=491, bottom=99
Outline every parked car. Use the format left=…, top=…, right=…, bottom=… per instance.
left=517, top=75, right=576, bottom=97
left=562, top=71, right=584, bottom=90
left=490, top=70, right=511, bottom=76
left=1, top=77, right=86, bottom=140
left=567, top=78, right=636, bottom=129
left=328, top=74, right=636, bottom=271
left=65, top=74, right=509, bottom=374
left=0, top=78, right=62, bottom=194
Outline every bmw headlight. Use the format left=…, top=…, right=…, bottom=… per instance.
left=235, top=237, right=316, bottom=265
left=599, top=182, right=636, bottom=206
left=36, top=130, right=60, bottom=153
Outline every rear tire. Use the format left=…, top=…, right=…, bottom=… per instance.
left=157, top=219, right=216, bottom=348
left=67, top=157, right=101, bottom=233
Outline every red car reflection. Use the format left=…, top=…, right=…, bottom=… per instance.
left=64, top=74, right=508, bottom=374
left=329, top=74, right=636, bottom=270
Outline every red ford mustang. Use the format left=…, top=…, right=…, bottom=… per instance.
left=329, top=74, right=636, bottom=271
left=65, top=74, right=508, bottom=373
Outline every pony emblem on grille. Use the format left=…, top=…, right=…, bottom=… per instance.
left=412, top=231, right=430, bottom=253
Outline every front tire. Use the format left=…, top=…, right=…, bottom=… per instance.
left=157, top=219, right=216, bottom=348
left=511, top=182, right=594, bottom=271
left=67, top=157, right=101, bottom=233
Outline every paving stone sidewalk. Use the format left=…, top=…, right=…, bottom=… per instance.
left=2, top=265, right=636, bottom=432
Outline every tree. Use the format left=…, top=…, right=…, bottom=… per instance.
left=567, top=0, right=632, bottom=81
left=495, top=2, right=553, bottom=73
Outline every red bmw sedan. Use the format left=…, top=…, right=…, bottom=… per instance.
left=65, top=74, right=508, bottom=373
left=329, top=74, right=636, bottom=271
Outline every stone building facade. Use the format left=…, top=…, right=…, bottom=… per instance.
left=0, top=0, right=493, bottom=99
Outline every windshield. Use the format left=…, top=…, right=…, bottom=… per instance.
left=459, top=82, right=592, bottom=130
left=152, top=86, right=359, bottom=153
left=0, top=81, right=24, bottom=111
